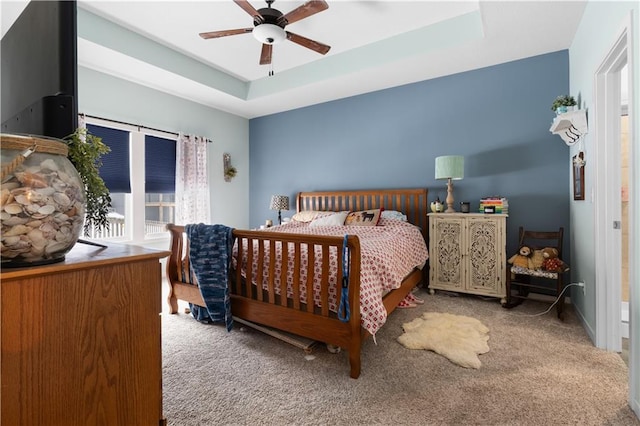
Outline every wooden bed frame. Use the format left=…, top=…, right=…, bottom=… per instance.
left=165, top=188, right=428, bottom=378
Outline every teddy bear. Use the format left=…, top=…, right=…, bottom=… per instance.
left=541, top=247, right=569, bottom=272
left=528, top=249, right=545, bottom=270
left=508, top=245, right=532, bottom=269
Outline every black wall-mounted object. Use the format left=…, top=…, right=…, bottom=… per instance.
left=1, top=1, right=78, bottom=139
left=2, top=94, right=75, bottom=139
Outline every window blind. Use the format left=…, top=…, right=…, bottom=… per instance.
left=87, top=123, right=131, bottom=193
left=145, top=135, right=176, bottom=193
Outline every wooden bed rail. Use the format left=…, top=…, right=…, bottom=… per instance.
left=165, top=224, right=365, bottom=377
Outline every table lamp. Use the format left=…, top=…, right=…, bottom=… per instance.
left=435, top=155, right=464, bottom=213
left=269, top=195, right=289, bottom=225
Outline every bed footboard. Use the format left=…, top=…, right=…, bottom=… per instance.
left=165, top=224, right=365, bottom=378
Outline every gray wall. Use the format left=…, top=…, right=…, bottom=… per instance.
left=249, top=50, right=571, bottom=260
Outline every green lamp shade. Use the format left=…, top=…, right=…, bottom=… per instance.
left=435, top=155, right=464, bottom=180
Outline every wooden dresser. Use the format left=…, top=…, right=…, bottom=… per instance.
left=1, top=242, right=170, bottom=426
left=428, top=213, right=507, bottom=303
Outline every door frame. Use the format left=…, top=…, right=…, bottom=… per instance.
left=593, top=12, right=637, bottom=415
left=594, top=25, right=626, bottom=352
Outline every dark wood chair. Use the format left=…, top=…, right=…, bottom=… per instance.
left=503, top=227, right=569, bottom=320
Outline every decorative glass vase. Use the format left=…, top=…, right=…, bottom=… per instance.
left=1, top=134, right=85, bottom=267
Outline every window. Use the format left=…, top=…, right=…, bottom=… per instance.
left=144, top=134, right=177, bottom=235
left=85, top=120, right=176, bottom=242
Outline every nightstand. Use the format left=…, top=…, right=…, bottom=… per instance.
left=428, top=213, right=507, bottom=303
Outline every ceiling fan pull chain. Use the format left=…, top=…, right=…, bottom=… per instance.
left=269, top=62, right=274, bottom=77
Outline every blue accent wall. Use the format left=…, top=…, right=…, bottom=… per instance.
left=250, top=50, right=570, bottom=259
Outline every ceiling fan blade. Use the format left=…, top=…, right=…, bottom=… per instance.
left=286, top=31, right=330, bottom=55
left=233, top=0, right=264, bottom=23
left=260, top=43, right=273, bottom=65
left=199, top=28, right=253, bottom=39
left=283, top=0, right=328, bottom=25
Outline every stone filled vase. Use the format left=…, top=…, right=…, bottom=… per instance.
left=1, top=134, right=85, bottom=267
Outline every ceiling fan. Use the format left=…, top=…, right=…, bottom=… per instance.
left=199, top=0, right=331, bottom=70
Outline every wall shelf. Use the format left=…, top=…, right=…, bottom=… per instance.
left=549, top=109, right=588, bottom=146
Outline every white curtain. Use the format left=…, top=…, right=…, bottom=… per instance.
left=77, top=114, right=86, bottom=134
left=175, top=133, right=211, bottom=225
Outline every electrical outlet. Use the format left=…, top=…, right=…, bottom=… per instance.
left=578, top=281, right=585, bottom=295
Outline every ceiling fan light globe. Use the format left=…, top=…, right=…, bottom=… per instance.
left=253, top=23, right=286, bottom=44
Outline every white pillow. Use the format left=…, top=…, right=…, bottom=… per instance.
left=381, top=210, right=407, bottom=221
left=309, top=211, right=349, bottom=227
left=291, top=210, right=332, bottom=223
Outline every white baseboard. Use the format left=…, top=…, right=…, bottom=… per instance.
left=574, top=300, right=596, bottom=344
left=631, top=395, right=640, bottom=422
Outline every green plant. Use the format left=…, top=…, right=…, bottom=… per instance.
left=551, top=95, right=577, bottom=111
left=224, top=166, right=237, bottom=180
left=65, top=128, right=112, bottom=233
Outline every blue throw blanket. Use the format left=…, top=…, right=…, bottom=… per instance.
left=185, top=223, right=234, bottom=331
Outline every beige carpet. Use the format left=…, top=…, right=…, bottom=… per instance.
left=398, top=312, right=490, bottom=369
left=161, top=289, right=639, bottom=425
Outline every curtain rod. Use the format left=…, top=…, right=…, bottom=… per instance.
left=81, top=113, right=179, bottom=137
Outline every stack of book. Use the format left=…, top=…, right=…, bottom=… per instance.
left=479, top=197, right=509, bottom=214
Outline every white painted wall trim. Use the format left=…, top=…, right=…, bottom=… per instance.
left=623, top=301, right=630, bottom=339
left=573, top=300, right=596, bottom=343
left=604, top=12, right=639, bottom=420
left=593, top=24, right=627, bottom=352
left=625, top=10, right=639, bottom=418
left=593, top=14, right=640, bottom=418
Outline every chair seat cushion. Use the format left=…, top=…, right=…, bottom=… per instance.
left=510, top=265, right=559, bottom=279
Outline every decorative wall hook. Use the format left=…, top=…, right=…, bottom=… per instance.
left=223, top=153, right=237, bottom=182
left=549, top=110, right=589, bottom=146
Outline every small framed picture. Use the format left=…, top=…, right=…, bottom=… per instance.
left=573, top=152, right=585, bottom=201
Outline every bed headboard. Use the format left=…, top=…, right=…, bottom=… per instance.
left=296, top=188, right=428, bottom=240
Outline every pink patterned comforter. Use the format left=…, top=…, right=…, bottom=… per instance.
left=238, top=217, right=428, bottom=336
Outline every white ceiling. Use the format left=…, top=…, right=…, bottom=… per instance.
left=2, top=1, right=588, bottom=118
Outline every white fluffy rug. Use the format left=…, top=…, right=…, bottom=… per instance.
left=397, top=312, right=490, bottom=368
